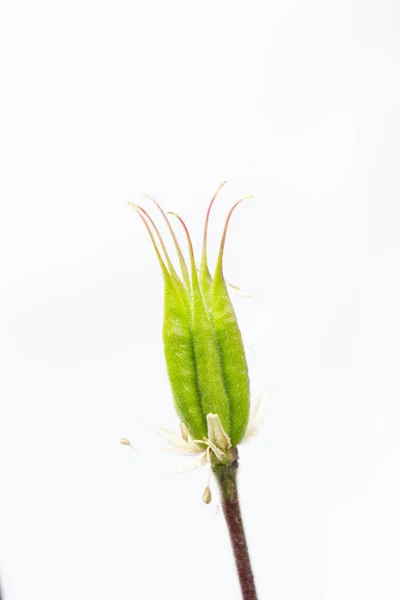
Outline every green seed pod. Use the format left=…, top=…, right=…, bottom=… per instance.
left=211, top=200, right=250, bottom=446
left=129, top=204, right=207, bottom=441
left=131, top=184, right=251, bottom=449
left=169, top=213, right=231, bottom=437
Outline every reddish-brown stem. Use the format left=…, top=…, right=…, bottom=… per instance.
left=213, top=455, right=258, bottom=600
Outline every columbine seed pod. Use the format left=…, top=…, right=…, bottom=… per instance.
left=130, top=183, right=251, bottom=451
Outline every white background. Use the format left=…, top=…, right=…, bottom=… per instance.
left=1, top=0, right=399, bottom=598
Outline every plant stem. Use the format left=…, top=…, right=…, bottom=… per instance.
left=213, top=452, right=258, bottom=600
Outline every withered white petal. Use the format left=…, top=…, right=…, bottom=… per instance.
left=155, top=424, right=201, bottom=454
left=162, top=451, right=209, bottom=477
left=206, top=413, right=232, bottom=452
left=243, top=393, right=268, bottom=443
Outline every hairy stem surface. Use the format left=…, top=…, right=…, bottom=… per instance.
left=213, top=454, right=258, bottom=600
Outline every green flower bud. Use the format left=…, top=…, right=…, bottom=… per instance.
left=130, top=183, right=251, bottom=449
